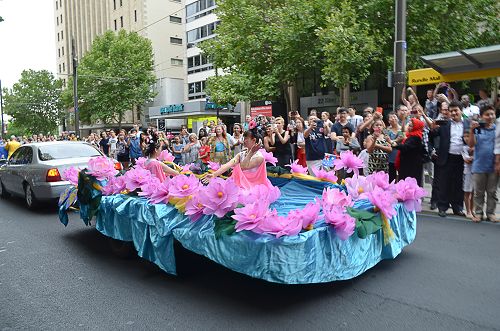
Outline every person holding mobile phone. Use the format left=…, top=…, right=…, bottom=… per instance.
left=386, top=111, right=402, bottom=182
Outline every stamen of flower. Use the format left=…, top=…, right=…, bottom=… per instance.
left=182, top=184, right=189, bottom=190
left=217, top=191, right=223, bottom=198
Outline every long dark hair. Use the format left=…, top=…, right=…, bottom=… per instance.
left=144, top=132, right=161, bottom=157
left=243, top=127, right=262, bottom=145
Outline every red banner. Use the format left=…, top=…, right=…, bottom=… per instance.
left=250, top=105, right=273, bottom=118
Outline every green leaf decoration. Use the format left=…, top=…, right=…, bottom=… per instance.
left=214, top=218, right=237, bottom=239
left=347, top=207, right=383, bottom=239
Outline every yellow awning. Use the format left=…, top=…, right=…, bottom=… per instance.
left=408, top=67, right=500, bottom=86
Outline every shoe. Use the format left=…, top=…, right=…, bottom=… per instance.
left=438, top=210, right=447, bottom=217
left=471, top=214, right=482, bottom=223
left=487, top=215, right=499, bottom=223
left=430, top=202, right=437, bottom=210
left=453, top=210, right=466, bottom=217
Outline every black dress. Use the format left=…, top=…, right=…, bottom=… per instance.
left=274, top=131, right=292, bottom=167
left=394, top=136, right=423, bottom=186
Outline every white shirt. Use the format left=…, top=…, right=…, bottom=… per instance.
left=462, top=105, right=480, bottom=119
left=349, top=115, right=364, bottom=130
left=449, top=120, right=464, bottom=155
left=495, top=118, right=500, bottom=155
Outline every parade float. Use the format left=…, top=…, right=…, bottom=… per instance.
left=57, top=148, right=423, bottom=284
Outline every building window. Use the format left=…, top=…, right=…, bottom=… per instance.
left=58, top=48, right=61, bottom=57
left=57, top=32, right=60, bottom=41
left=62, top=46, right=64, bottom=55
left=59, top=64, right=61, bottom=73
left=170, top=37, right=182, bottom=45
left=120, top=0, right=123, bottom=7
left=62, top=62, right=65, bottom=72
left=56, top=1, right=58, bottom=10
left=186, top=22, right=218, bottom=44
left=171, top=58, right=183, bottom=66
left=113, top=0, right=116, bottom=10
left=60, top=14, right=63, bottom=23
left=170, top=16, right=182, bottom=24
left=188, top=80, right=207, bottom=97
left=61, top=30, right=63, bottom=40
left=57, top=17, right=59, bottom=25
left=134, top=10, right=137, bottom=22
left=120, top=16, right=123, bottom=28
left=186, top=0, right=216, bottom=19
left=187, top=54, right=212, bottom=74
left=59, top=0, right=62, bottom=7
left=114, top=19, right=117, bottom=30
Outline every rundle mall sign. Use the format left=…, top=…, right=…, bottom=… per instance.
left=160, top=104, right=184, bottom=115
left=408, top=67, right=500, bottom=86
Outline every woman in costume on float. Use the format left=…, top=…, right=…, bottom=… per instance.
left=143, top=135, right=180, bottom=181
left=203, top=128, right=272, bottom=189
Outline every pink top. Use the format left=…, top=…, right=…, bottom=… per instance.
left=231, top=152, right=272, bottom=189
left=145, top=159, right=167, bottom=182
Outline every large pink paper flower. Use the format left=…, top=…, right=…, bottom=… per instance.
left=101, top=179, right=116, bottom=196
left=276, top=212, right=303, bottom=238
left=124, top=167, right=153, bottom=192
left=366, top=171, right=391, bottom=190
left=333, top=150, right=364, bottom=176
left=233, top=202, right=270, bottom=232
left=208, top=161, right=221, bottom=171
left=158, top=150, right=175, bottom=162
left=135, top=157, right=147, bottom=168
left=149, top=180, right=170, bottom=204
left=344, top=175, right=372, bottom=200
left=111, top=175, right=126, bottom=194
left=138, top=177, right=161, bottom=199
left=367, top=186, right=398, bottom=219
left=62, top=167, right=80, bottom=186
left=87, top=156, right=118, bottom=181
left=323, top=207, right=356, bottom=240
left=168, top=174, right=200, bottom=199
left=394, top=177, right=426, bottom=212
left=259, top=149, right=278, bottom=166
left=287, top=159, right=308, bottom=174
left=185, top=193, right=205, bottom=222
left=181, top=163, right=194, bottom=173
left=313, top=167, right=338, bottom=183
left=291, top=201, right=321, bottom=230
left=253, top=209, right=285, bottom=235
left=199, top=178, right=239, bottom=218
left=322, top=187, right=353, bottom=211
left=238, top=184, right=281, bottom=205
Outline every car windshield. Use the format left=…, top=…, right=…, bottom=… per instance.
left=38, top=144, right=101, bottom=161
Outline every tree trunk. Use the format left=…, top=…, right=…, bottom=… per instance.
left=118, top=113, right=122, bottom=130
left=340, top=83, right=350, bottom=107
left=284, top=81, right=299, bottom=116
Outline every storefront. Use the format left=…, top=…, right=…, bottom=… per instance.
left=149, top=100, right=241, bottom=134
left=299, top=90, right=378, bottom=118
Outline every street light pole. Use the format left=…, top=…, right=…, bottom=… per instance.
left=0, top=79, right=4, bottom=140
left=393, top=0, right=407, bottom=110
left=72, top=38, right=80, bottom=139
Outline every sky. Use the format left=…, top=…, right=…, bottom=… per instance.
left=0, top=0, right=56, bottom=89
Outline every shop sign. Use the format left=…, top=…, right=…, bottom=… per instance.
left=250, top=105, right=273, bottom=117
left=160, top=104, right=184, bottom=115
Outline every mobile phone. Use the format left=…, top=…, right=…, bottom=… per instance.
left=435, top=119, right=448, bottom=126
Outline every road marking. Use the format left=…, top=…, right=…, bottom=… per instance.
left=0, top=249, right=6, bottom=253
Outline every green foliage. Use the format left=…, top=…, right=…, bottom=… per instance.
left=214, top=218, right=237, bottom=239
left=346, top=207, right=383, bottom=239
left=2, top=69, right=64, bottom=135
left=318, top=0, right=379, bottom=88
left=64, top=30, right=156, bottom=125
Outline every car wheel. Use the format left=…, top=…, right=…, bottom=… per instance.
left=0, top=180, right=10, bottom=199
left=24, top=184, right=38, bottom=210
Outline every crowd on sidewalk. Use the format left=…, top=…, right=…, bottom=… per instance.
left=1, top=83, right=499, bottom=222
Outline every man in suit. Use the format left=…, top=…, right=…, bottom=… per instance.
left=430, top=100, right=467, bottom=217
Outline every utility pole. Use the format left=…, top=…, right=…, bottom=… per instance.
left=392, top=0, right=407, bottom=110
left=72, top=38, right=80, bottom=139
left=0, top=79, right=4, bottom=139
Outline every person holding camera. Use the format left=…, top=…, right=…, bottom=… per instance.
left=304, top=115, right=331, bottom=175
left=127, top=128, right=143, bottom=166
left=468, top=105, right=498, bottom=222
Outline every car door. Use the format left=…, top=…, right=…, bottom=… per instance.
left=1, top=148, right=24, bottom=193
left=11, top=147, right=34, bottom=195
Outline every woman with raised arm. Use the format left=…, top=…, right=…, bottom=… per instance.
left=203, top=128, right=271, bottom=189
left=143, top=134, right=180, bottom=182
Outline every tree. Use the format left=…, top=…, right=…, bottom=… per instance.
left=2, top=70, right=64, bottom=135
left=63, top=30, right=156, bottom=127
left=318, top=0, right=379, bottom=98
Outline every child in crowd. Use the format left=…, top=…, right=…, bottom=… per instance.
left=172, top=136, right=183, bottom=165
left=198, top=137, right=211, bottom=171
left=462, top=131, right=474, bottom=219
left=358, top=139, right=369, bottom=176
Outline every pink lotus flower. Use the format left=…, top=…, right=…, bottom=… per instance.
left=62, top=167, right=80, bottom=186
left=124, top=167, right=153, bottom=192
left=111, top=175, right=127, bottom=194
left=313, top=167, right=338, bottom=183
left=208, top=161, right=221, bottom=171
left=322, top=187, right=353, bottom=211
left=276, top=213, right=303, bottom=238
left=87, top=156, right=118, bottom=181
left=394, top=177, right=426, bottom=212
left=157, top=150, right=175, bottom=162
left=199, top=178, right=239, bottom=218
left=233, top=202, right=270, bottom=232
left=366, top=171, right=391, bottom=190
left=181, top=163, right=194, bottom=173
left=149, top=180, right=170, bottom=204
left=101, top=180, right=116, bottom=196
left=287, top=159, right=308, bottom=174
left=253, top=209, right=285, bottom=235
left=367, top=186, right=398, bottom=219
left=135, top=157, right=147, bottom=168
left=345, top=175, right=372, bottom=200
left=138, top=177, right=162, bottom=199
left=323, top=207, right=356, bottom=240
left=333, top=150, right=364, bottom=176
left=238, top=184, right=281, bottom=205
left=185, top=193, right=205, bottom=222
left=259, top=149, right=278, bottom=166
left=168, top=174, right=200, bottom=199
left=291, top=201, right=321, bottom=230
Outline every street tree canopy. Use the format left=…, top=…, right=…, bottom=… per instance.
left=3, top=70, right=64, bottom=135
left=63, top=30, right=156, bottom=126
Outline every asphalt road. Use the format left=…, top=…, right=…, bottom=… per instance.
left=1, top=196, right=499, bottom=331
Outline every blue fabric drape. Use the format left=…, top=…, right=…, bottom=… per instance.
left=92, top=179, right=416, bottom=284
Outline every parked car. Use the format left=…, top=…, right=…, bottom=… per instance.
left=0, top=141, right=121, bottom=209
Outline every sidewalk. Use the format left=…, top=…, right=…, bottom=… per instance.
left=420, top=176, right=500, bottom=217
